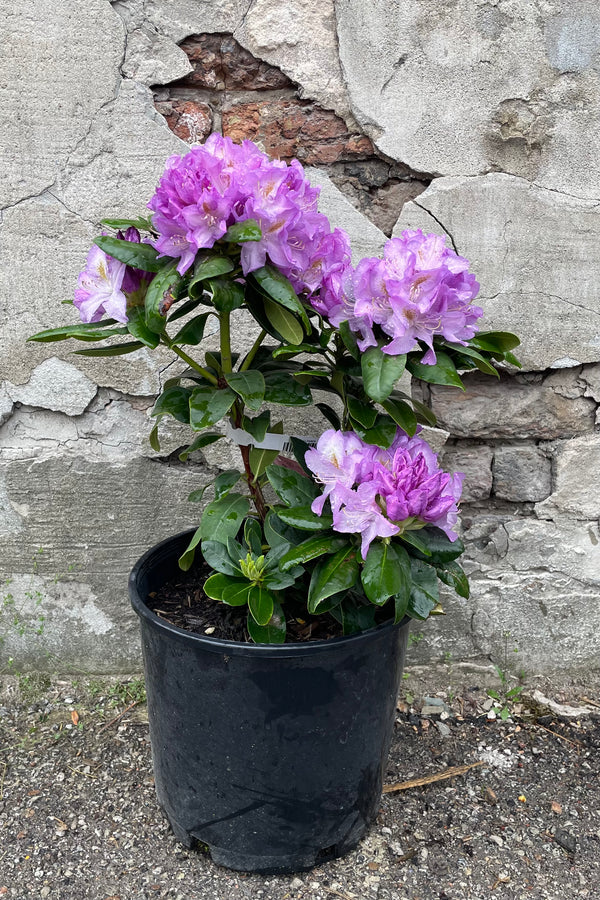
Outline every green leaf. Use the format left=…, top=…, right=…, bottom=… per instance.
left=151, top=386, right=192, bottom=423
left=394, top=591, right=410, bottom=624
left=208, top=278, right=245, bottom=313
left=272, top=344, right=323, bottom=359
left=214, top=469, right=242, bottom=500
left=244, top=518, right=263, bottom=555
left=361, top=542, right=411, bottom=607
left=225, top=370, right=265, bottom=411
left=189, top=386, right=236, bottom=430
left=443, top=343, right=499, bottom=377
left=247, top=601, right=286, bottom=644
left=407, top=559, right=440, bottom=620
left=274, top=505, right=332, bottom=531
left=504, top=351, right=521, bottom=368
left=263, top=372, right=312, bottom=407
left=414, top=527, right=465, bottom=564
left=251, top=265, right=310, bottom=331
left=249, top=445, right=280, bottom=479
left=382, top=398, right=418, bottom=437
left=242, top=410, right=270, bottom=443
left=145, top=261, right=180, bottom=333
left=279, top=534, right=347, bottom=572
left=315, top=402, right=341, bottom=430
left=27, top=322, right=128, bottom=343
left=201, top=540, right=243, bottom=576
left=262, top=297, right=305, bottom=345
left=361, top=347, right=407, bottom=402
left=470, top=331, right=521, bottom=353
left=247, top=584, right=275, bottom=626
left=308, top=547, right=360, bottom=613
left=172, top=312, right=211, bottom=346
left=407, top=351, right=464, bottom=390
left=336, top=600, right=377, bottom=635
left=187, top=486, right=210, bottom=503
left=74, top=341, right=143, bottom=357
left=199, top=494, right=250, bottom=543
left=126, top=306, right=160, bottom=348
left=436, top=560, right=470, bottom=599
left=223, top=219, right=262, bottom=243
left=265, top=465, right=319, bottom=507
left=187, top=257, right=235, bottom=299
left=339, top=320, right=360, bottom=361
left=354, top=415, right=398, bottom=448
left=203, top=573, right=246, bottom=601
left=178, top=431, right=223, bottom=461
left=398, top=530, right=432, bottom=556
left=178, top=526, right=202, bottom=571
left=100, top=215, right=154, bottom=231
left=263, top=510, right=297, bottom=549
left=149, top=423, right=160, bottom=452
left=168, top=297, right=203, bottom=322
left=94, top=235, right=163, bottom=272
left=290, top=437, right=313, bottom=476
left=222, top=581, right=252, bottom=606
left=347, top=395, right=378, bottom=429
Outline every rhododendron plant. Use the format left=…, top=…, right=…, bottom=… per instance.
left=30, top=134, right=520, bottom=643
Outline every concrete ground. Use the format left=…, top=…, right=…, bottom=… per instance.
left=0, top=670, right=599, bottom=900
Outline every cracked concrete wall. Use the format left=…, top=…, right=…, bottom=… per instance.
left=1, top=0, right=599, bottom=674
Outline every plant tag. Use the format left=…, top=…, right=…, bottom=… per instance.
left=225, top=423, right=316, bottom=453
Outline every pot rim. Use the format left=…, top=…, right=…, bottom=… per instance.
left=129, top=529, right=410, bottom=659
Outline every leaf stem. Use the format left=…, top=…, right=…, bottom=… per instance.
left=239, top=329, right=267, bottom=372
left=165, top=341, right=219, bottom=386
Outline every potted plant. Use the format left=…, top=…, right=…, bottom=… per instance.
left=29, top=133, right=519, bottom=873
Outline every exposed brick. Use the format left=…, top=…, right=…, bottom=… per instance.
left=222, top=98, right=373, bottom=163
left=178, top=34, right=292, bottom=92
left=179, top=35, right=224, bottom=90
left=156, top=100, right=213, bottom=144
left=221, top=37, right=292, bottom=90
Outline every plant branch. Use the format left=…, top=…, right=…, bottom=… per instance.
left=220, top=310, right=233, bottom=374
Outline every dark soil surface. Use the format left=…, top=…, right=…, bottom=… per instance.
left=148, top=565, right=346, bottom=643
left=0, top=673, right=599, bottom=899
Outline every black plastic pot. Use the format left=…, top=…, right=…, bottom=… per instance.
left=130, top=530, right=410, bottom=874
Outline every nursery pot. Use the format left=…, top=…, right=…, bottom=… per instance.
left=129, top=530, right=410, bottom=874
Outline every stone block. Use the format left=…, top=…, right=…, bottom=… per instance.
left=415, top=371, right=595, bottom=440
left=396, top=175, right=600, bottom=371
left=5, top=358, right=97, bottom=416
left=536, top=434, right=600, bottom=521
left=413, top=516, right=600, bottom=673
left=1, top=0, right=124, bottom=208
left=493, top=445, right=552, bottom=502
left=440, top=444, right=493, bottom=502
left=336, top=0, right=600, bottom=199
left=0, top=453, right=211, bottom=673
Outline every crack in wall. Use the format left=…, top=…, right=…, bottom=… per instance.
left=412, top=200, right=458, bottom=253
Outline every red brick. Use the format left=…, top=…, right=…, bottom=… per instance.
left=162, top=100, right=213, bottom=144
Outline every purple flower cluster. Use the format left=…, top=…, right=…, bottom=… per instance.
left=74, top=228, right=151, bottom=324
left=305, top=428, right=463, bottom=559
left=312, top=229, right=483, bottom=364
left=147, top=133, right=350, bottom=292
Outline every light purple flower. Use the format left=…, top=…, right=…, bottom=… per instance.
left=147, top=133, right=348, bottom=290
left=305, top=428, right=463, bottom=559
left=74, top=228, right=153, bottom=324
left=74, top=244, right=128, bottom=323
left=320, top=229, right=483, bottom=363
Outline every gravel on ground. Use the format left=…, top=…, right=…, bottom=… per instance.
left=0, top=672, right=599, bottom=900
